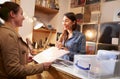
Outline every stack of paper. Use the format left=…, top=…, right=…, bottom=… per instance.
left=32, top=47, right=69, bottom=64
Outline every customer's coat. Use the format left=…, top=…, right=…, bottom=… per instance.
left=0, top=23, right=44, bottom=79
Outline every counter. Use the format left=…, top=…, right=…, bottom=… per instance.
left=37, top=63, right=87, bottom=79
left=40, top=61, right=120, bottom=79
left=27, top=60, right=120, bottom=79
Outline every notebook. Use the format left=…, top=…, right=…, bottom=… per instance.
left=32, top=47, right=70, bottom=63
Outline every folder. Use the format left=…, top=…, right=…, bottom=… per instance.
left=32, top=47, right=69, bottom=63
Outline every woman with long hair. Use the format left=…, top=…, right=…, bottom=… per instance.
left=56, top=12, right=86, bottom=61
left=0, top=2, right=51, bottom=79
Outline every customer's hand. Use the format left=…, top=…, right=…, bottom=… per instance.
left=43, top=62, right=52, bottom=70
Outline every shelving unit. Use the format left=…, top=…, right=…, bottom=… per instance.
left=35, top=4, right=58, bottom=14
left=33, top=28, right=56, bottom=33
left=77, top=1, right=120, bottom=54
left=32, top=0, right=59, bottom=48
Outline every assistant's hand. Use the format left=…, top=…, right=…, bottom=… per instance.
left=60, top=47, right=69, bottom=51
left=55, top=41, right=63, bottom=48
left=56, top=41, right=68, bottom=51
left=42, top=62, right=52, bottom=70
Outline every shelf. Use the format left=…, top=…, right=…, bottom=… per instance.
left=35, top=4, right=59, bottom=14
left=98, top=43, right=118, bottom=46
left=97, top=43, right=118, bottom=50
left=33, top=28, right=56, bottom=33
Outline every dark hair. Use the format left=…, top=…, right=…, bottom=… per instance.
left=0, top=2, right=20, bottom=21
left=64, top=12, right=77, bottom=30
left=58, top=12, right=77, bottom=44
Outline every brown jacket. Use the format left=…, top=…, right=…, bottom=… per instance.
left=0, top=23, right=44, bottom=79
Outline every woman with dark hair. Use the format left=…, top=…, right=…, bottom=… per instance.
left=0, top=2, right=51, bottom=79
left=56, top=12, right=86, bottom=61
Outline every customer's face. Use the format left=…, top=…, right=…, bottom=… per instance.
left=62, top=16, right=74, bottom=30
left=13, top=7, right=25, bottom=27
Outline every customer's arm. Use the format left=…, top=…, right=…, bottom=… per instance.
left=2, top=33, right=51, bottom=77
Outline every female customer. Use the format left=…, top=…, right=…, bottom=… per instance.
left=0, top=2, right=51, bottom=79
left=56, top=12, right=86, bottom=61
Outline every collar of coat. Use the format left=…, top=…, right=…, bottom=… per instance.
left=1, top=22, right=21, bottom=38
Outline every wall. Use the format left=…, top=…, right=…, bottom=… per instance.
left=34, top=0, right=70, bottom=33
left=49, top=0, right=85, bottom=33
left=48, top=0, right=70, bottom=33
left=19, top=0, right=35, bottom=42
left=33, top=0, right=71, bottom=45
left=100, top=0, right=120, bottom=23
left=34, top=0, right=84, bottom=36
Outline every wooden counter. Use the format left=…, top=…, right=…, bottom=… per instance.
left=40, top=66, right=81, bottom=79
left=27, top=62, right=119, bottom=79
left=27, top=63, right=87, bottom=79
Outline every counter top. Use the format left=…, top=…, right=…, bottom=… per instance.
left=51, top=61, right=120, bottom=79
left=52, top=63, right=88, bottom=79
left=27, top=60, right=120, bottom=79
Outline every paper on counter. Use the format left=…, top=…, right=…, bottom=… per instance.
left=32, top=47, right=70, bottom=64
